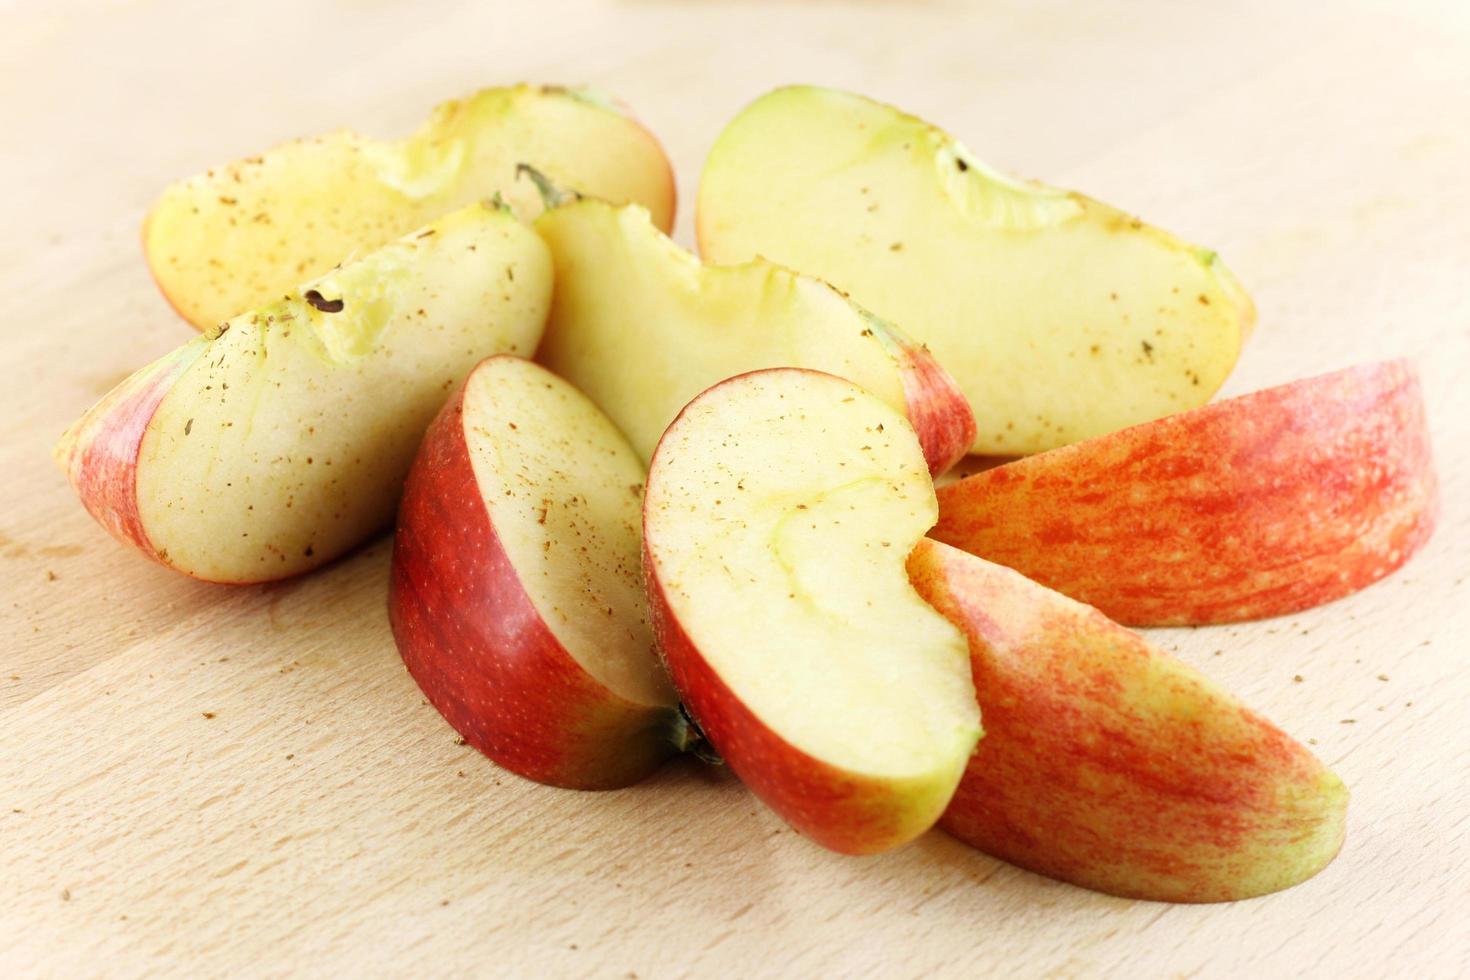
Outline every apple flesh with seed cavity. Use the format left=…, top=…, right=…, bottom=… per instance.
left=643, top=368, right=981, bottom=855
left=908, top=538, right=1348, bottom=902
left=146, top=83, right=675, bottom=328
left=56, top=202, right=551, bottom=583
left=698, top=84, right=1255, bottom=455
left=931, top=360, right=1438, bottom=625
left=391, top=356, right=680, bottom=789
left=530, top=183, right=975, bottom=476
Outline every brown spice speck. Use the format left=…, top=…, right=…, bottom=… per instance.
left=304, top=290, right=344, bottom=313
left=202, top=711, right=216, bottom=719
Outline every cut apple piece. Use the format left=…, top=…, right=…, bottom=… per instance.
left=146, top=83, right=675, bottom=328
left=932, top=361, right=1438, bottom=625
left=56, top=202, right=551, bottom=583
left=390, top=356, right=679, bottom=789
left=909, top=538, right=1349, bottom=902
left=698, top=84, right=1255, bottom=454
left=532, top=191, right=975, bottom=476
left=643, top=369, right=981, bottom=855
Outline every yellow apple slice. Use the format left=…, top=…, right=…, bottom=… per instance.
left=57, top=202, right=551, bottom=583
left=643, top=368, right=982, bottom=854
left=145, top=84, right=674, bottom=328
left=532, top=190, right=975, bottom=475
left=698, top=85, right=1255, bottom=454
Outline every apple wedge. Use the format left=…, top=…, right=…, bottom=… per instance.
left=643, top=369, right=982, bottom=855
left=932, top=361, right=1438, bottom=625
left=146, top=83, right=674, bottom=328
left=698, top=85, right=1255, bottom=455
left=908, top=538, right=1349, bottom=902
left=531, top=185, right=975, bottom=476
left=390, top=356, right=681, bottom=789
left=56, top=202, right=551, bottom=583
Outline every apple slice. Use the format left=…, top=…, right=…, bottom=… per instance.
left=908, top=538, right=1349, bottom=902
left=932, top=361, right=1438, bottom=625
left=531, top=188, right=975, bottom=476
left=146, top=83, right=674, bottom=328
left=390, top=356, right=681, bottom=789
left=56, top=202, right=551, bottom=583
left=697, top=84, right=1255, bottom=455
left=643, top=368, right=982, bottom=855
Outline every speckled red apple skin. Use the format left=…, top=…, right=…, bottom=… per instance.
left=643, top=545, right=923, bottom=856
left=57, top=343, right=204, bottom=564
left=389, top=378, right=675, bottom=791
left=909, top=539, right=1348, bottom=902
left=932, top=360, right=1438, bottom=625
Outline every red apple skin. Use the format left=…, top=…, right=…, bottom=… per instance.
left=889, top=333, right=977, bottom=477
left=389, top=375, right=677, bottom=791
left=643, top=546, right=926, bottom=856
left=932, top=360, right=1438, bottom=625
left=54, top=342, right=205, bottom=566
left=909, top=539, right=1348, bottom=902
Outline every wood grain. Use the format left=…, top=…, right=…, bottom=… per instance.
left=3, top=1, right=1468, bottom=976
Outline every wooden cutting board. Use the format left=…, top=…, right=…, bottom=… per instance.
left=3, top=1, right=1467, bottom=975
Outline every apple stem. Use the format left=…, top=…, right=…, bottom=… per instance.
left=669, top=703, right=723, bottom=766
left=515, top=163, right=580, bottom=210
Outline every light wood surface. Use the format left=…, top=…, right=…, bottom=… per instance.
left=3, top=1, right=1468, bottom=976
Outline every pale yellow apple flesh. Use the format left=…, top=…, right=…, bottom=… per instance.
left=460, top=357, right=672, bottom=707
left=146, top=84, right=675, bottom=328
left=643, top=368, right=981, bottom=853
left=533, top=196, right=975, bottom=474
left=698, top=85, right=1255, bottom=454
left=57, top=202, right=551, bottom=582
